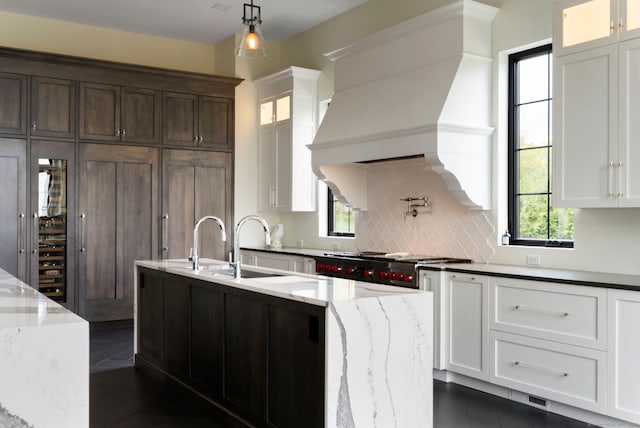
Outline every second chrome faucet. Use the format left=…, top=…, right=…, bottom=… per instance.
left=230, top=215, right=271, bottom=279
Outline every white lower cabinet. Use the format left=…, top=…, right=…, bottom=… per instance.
left=607, top=289, right=640, bottom=424
left=240, top=249, right=315, bottom=274
left=419, top=269, right=445, bottom=369
left=445, top=272, right=489, bottom=381
left=488, top=277, right=607, bottom=413
left=490, top=331, right=606, bottom=413
left=489, top=277, right=607, bottom=350
left=424, top=269, right=640, bottom=425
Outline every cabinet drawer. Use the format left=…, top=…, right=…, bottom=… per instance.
left=489, top=278, right=606, bottom=349
left=490, top=331, right=605, bottom=413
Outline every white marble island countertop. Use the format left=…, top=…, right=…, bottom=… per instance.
left=135, top=258, right=434, bottom=427
left=0, top=268, right=89, bottom=428
left=136, top=258, right=424, bottom=306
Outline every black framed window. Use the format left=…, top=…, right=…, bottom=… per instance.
left=328, top=188, right=355, bottom=237
left=508, top=44, right=574, bottom=247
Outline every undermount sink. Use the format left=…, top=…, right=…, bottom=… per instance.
left=208, top=268, right=283, bottom=279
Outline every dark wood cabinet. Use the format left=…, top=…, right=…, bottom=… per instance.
left=163, top=276, right=190, bottom=377
left=79, top=83, right=160, bottom=144
left=79, top=82, right=120, bottom=141
left=199, top=96, right=233, bottom=150
left=224, top=292, right=267, bottom=421
left=78, top=144, right=158, bottom=321
left=135, top=269, right=326, bottom=428
left=31, top=77, right=76, bottom=138
left=0, top=72, right=27, bottom=135
left=0, top=139, right=27, bottom=281
left=163, top=92, right=233, bottom=150
left=161, top=149, right=233, bottom=261
left=190, top=282, right=224, bottom=396
left=267, top=304, right=325, bottom=428
left=138, top=268, right=164, bottom=364
left=122, top=87, right=161, bottom=144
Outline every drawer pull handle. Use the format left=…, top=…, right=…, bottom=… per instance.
left=514, top=360, right=569, bottom=377
left=514, top=305, right=569, bottom=317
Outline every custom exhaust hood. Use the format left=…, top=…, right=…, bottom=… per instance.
left=309, top=0, right=498, bottom=210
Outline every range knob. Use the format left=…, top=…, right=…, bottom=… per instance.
left=346, top=267, right=354, bottom=274
left=363, top=269, right=373, bottom=278
left=405, top=274, right=414, bottom=282
left=391, top=272, right=399, bottom=280
left=332, top=265, right=342, bottom=273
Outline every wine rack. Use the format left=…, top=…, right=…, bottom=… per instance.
left=38, top=216, right=66, bottom=301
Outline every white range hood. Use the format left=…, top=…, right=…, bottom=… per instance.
left=309, top=0, right=498, bottom=210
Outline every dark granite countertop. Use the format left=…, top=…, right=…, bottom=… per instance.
left=241, top=246, right=640, bottom=291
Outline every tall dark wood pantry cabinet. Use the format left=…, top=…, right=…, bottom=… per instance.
left=78, top=143, right=159, bottom=321
left=0, top=47, right=241, bottom=321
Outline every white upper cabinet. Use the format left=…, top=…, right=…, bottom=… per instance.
left=254, top=67, right=321, bottom=212
left=555, top=0, right=640, bottom=56
left=554, top=0, right=640, bottom=207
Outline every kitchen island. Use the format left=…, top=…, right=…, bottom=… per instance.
left=0, top=268, right=89, bottom=428
left=134, top=259, right=433, bottom=428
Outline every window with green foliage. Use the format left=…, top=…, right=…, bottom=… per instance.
left=508, top=44, right=574, bottom=247
left=328, top=188, right=355, bottom=237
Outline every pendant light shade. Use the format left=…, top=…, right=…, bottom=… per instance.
left=236, top=1, right=268, bottom=58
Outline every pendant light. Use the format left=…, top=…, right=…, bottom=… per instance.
left=235, top=0, right=268, bottom=58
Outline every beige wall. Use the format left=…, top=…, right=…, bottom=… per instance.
left=0, top=10, right=216, bottom=73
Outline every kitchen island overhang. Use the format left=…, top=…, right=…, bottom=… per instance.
left=134, top=259, right=433, bottom=428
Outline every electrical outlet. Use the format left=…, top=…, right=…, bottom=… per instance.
left=296, top=240, right=304, bottom=248
left=526, top=255, right=541, bottom=265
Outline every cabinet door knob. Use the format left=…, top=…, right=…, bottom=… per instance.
left=193, top=136, right=198, bottom=142
left=116, top=129, right=121, bottom=136
left=122, top=128, right=126, bottom=136
left=199, top=135, right=203, bottom=143
left=32, top=122, right=37, bottom=130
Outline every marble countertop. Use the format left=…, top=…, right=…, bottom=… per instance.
left=0, top=269, right=87, bottom=328
left=135, top=259, right=424, bottom=307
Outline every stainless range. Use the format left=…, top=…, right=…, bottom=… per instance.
left=314, top=251, right=471, bottom=289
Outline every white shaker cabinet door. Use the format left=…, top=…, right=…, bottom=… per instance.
left=619, top=37, right=640, bottom=205
left=554, top=44, right=618, bottom=207
left=420, top=270, right=446, bottom=369
left=607, top=289, right=640, bottom=424
left=445, top=272, right=489, bottom=380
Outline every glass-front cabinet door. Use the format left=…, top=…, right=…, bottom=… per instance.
left=556, top=0, right=640, bottom=55
left=30, top=141, right=75, bottom=308
left=622, top=0, right=640, bottom=39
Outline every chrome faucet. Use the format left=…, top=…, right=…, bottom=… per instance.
left=231, top=215, right=271, bottom=279
left=191, top=216, right=227, bottom=271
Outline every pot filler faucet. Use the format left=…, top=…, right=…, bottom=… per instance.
left=191, top=216, right=227, bottom=271
left=230, top=215, right=271, bottom=279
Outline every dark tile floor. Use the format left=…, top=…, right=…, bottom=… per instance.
left=90, top=326, right=599, bottom=428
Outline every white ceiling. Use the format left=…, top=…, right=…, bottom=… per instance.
left=0, top=0, right=366, bottom=44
